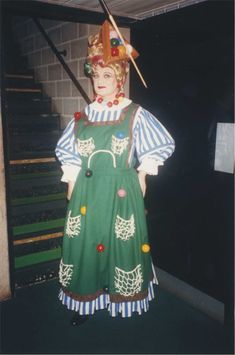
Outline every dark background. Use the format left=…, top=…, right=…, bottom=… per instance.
left=130, top=0, right=234, bottom=305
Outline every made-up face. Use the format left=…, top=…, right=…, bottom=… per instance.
left=92, top=65, right=119, bottom=101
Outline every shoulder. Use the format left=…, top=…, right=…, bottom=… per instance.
left=62, top=118, right=75, bottom=132
left=131, top=104, right=152, bottom=122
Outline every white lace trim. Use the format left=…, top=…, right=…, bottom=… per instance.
left=111, top=135, right=129, bottom=155
left=137, top=158, right=164, bottom=175
left=114, top=264, right=143, bottom=296
left=66, top=210, right=81, bottom=238
left=115, top=214, right=135, bottom=241
left=77, top=137, right=95, bottom=157
left=59, top=259, right=74, bottom=287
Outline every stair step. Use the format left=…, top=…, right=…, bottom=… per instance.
left=11, top=206, right=66, bottom=227
left=11, top=204, right=66, bottom=228
left=10, top=157, right=56, bottom=165
left=15, top=247, right=62, bottom=269
left=11, top=179, right=65, bottom=200
left=9, top=150, right=56, bottom=160
left=5, top=69, right=34, bottom=78
left=11, top=170, right=60, bottom=180
left=15, top=259, right=60, bottom=288
left=14, top=232, right=63, bottom=246
left=10, top=131, right=60, bottom=140
left=9, top=131, right=60, bottom=154
left=5, top=73, right=34, bottom=79
left=10, top=161, right=59, bottom=178
left=5, top=98, right=51, bottom=114
left=9, top=112, right=60, bottom=121
left=5, top=88, right=42, bottom=100
left=9, top=147, right=58, bottom=160
left=11, top=192, right=66, bottom=207
left=12, top=199, right=66, bottom=216
left=11, top=175, right=63, bottom=189
left=11, top=185, right=66, bottom=202
left=13, top=217, right=65, bottom=237
left=8, top=113, right=60, bottom=132
left=5, top=76, right=35, bottom=88
left=6, top=87, right=41, bottom=91
left=14, top=235, right=63, bottom=258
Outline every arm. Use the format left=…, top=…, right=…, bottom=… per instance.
left=55, top=119, right=82, bottom=199
left=133, top=107, right=175, bottom=196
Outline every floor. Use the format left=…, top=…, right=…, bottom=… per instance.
left=1, top=279, right=233, bottom=354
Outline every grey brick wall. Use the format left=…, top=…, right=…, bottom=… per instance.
left=12, top=17, right=130, bottom=128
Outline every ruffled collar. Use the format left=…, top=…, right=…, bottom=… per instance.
left=88, top=97, right=132, bottom=112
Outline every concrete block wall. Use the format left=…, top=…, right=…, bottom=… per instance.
left=12, top=17, right=130, bottom=128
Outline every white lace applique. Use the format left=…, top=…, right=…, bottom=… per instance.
left=114, top=264, right=143, bottom=296
left=115, top=214, right=135, bottom=241
left=66, top=210, right=81, bottom=238
left=59, top=259, right=74, bottom=287
left=77, top=137, right=95, bottom=157
left=111, top=135, right=129, bottom=155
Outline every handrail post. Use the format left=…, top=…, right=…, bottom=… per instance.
left=33, top=17, right=91, bottom=105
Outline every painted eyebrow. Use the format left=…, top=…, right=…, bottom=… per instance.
left=103, top=71, right=114, bottom=75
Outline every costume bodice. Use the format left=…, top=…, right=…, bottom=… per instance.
left=75, top=103, right=139, bottom=171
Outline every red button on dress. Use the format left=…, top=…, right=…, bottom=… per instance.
left=74, top=111, right=82, bottom=120
left=96, top=244, right=105, bottom=252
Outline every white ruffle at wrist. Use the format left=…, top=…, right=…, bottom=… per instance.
left=61, top=165, right=81, bottom=182
left=137, top=158, right=164, bottom=175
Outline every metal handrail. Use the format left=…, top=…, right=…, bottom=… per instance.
left=33, top=17, right=91, bottom=105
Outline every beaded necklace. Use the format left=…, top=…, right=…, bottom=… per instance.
left=96, top=92, right=125, bottom=107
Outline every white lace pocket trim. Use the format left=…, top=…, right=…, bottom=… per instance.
left=114, top=264, right=143, bottom=296
left=59, top=259, right=74, bottom=287
left=77, top=137, right=95, bottom=157
left=111, top=135, right=129, bottom=156
left=115, top=214, right=135, bottom=241
left=66, top=210, right=81, bottom=238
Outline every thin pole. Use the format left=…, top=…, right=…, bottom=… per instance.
left=33, top=18, right=91, bottom=104
left=98, top=0, right=147, bottom=88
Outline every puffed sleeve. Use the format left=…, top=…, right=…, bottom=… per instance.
left=133, top=107, right=175, bottom=175
left=55, top=119, right=82, bottom=182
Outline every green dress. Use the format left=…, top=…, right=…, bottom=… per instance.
left=59, top=103, right=158, bottom=317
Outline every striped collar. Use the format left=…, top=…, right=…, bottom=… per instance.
left=84, top=98, right=133, bottom=123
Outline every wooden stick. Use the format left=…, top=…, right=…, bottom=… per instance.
left=98, top=0, right=147, bottom=88
left=108, top=15, right=147, bottom=88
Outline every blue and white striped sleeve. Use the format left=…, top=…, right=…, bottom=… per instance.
left=133, top=107, right=175, bottom=175
left=55, top=119, right=82, bottom=182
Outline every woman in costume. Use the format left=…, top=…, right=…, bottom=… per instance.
left=55, top=21, right=175, bottom=325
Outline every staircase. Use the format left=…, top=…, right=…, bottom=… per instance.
left=3, top=23, right=67, bottom=288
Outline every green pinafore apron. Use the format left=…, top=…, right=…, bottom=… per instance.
left=59, top=103, right=154, bottom=304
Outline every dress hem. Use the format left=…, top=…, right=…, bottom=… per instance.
left=59, top=279, right=158, bottom=318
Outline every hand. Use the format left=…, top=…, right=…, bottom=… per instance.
left=138, top=171, right=147, bottom=197
left=67, top=181, right=75, bottom=200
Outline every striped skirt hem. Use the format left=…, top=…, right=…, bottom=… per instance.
left=59, top=278, right=158, bottom=318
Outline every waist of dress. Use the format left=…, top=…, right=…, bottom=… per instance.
left=81, top=167, right=137, bottom=176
